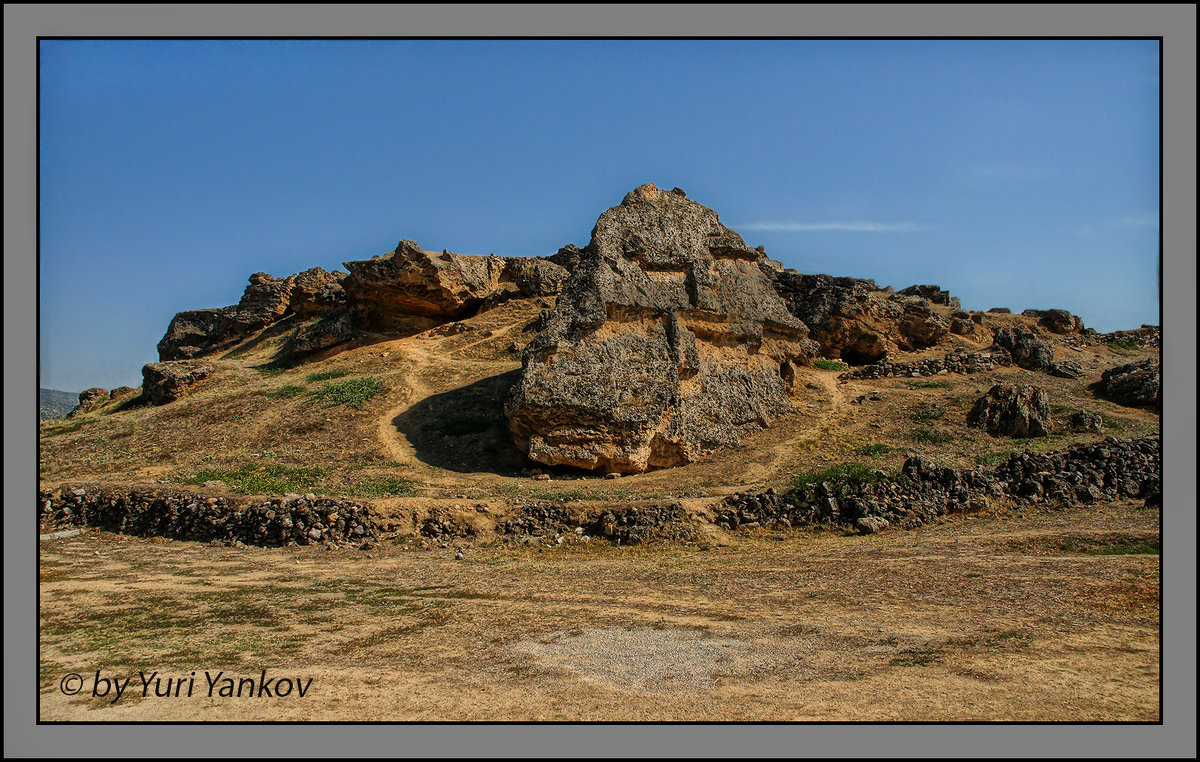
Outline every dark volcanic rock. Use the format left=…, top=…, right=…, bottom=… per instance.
left=141, top=361, right=215, bottom=405
left=991, top=327, right=1054, bottom=372
left=967, top=383, right=1052, bottom=438
left=1094, top=358, right=1160, bottom=410
left=506, top=183, right=817, bottom=473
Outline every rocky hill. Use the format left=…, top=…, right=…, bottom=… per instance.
left=39, top=183, right=1161, bottom=546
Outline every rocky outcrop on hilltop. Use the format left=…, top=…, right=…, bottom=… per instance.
left=967, top=383, right=1051, bottom=438
left=141, top=361, right=215, bottom=405
left=66, top=388, right=110, bottom=418
left=1024, top=308, right=1086, bottom=334
left=772, top=273, right=959, bottom=364
left=158, top=267, right=348, bottom=360
left=505, top=183, right=818, bottom=474
left=898, top=284, right=961, bottom=310
left=991, top=326, right=1054, bottom=372
left=1094, top=358, right=1161, bottom=410
left=340, top=241, right=569, bottom=331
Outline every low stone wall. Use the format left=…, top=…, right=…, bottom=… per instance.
left=718, top=436, right=1160, bottom=534
left=497, top=500, right=697, bottom=545
left=38, top=485, right=379, bottom=547
left=839, top=349, right=1010, bottom=380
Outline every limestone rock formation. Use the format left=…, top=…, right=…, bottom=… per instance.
left=967, top=383, right=1051, bottom=438
left=340, top=241, right=570, bottom=332
left=991, top=326, right=1054, bottom=372
left=772, top=273, right=951, bottom=364
left=67, top=388, right=110, bottom=418
left=157, top=268, right=348, bottom=360
left=506, top=183, right=817, bottom=473
left=899, top=284, right=961, bottom=310
left=289, top=311, right=357, bottom=357
left=1094, top=358, right=1160, bottom=410
left=142, top=361, right=215, bottom=405
left=1023, top=308, right=1085, bottom=334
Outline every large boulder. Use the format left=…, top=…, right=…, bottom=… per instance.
left=289, top=311, right=357, bottom=357
left=1094, top=358, right=1160, bottom=410
left=991, top=326, right=1054, bottom=372
left=506, top=183, right=817, bottom=474
left=141, top=361, right=215, bottom=405
left=288, top=267, right=347, bottom=318
left=967, top=383, right=1052, bottom=438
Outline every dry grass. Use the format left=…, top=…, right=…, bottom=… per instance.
left=38, top=501, right=1160, bottom=721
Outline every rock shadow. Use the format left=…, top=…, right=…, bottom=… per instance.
left=391, top=369, right=533, bottom=475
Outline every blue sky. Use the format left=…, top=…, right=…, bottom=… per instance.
left=39, top=39, right=1160, bottom=391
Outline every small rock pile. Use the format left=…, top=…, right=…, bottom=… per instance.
left=717, top=435, right=1160, bottom=534
left=39, top=485, right=378, bottom=547
left=839, top=349, right=1006, bottom=380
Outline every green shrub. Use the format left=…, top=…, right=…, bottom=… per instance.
left=910, top=402, right=946, bottom=422
left=813, top=358, right=848, bottom=371
left=305, top=369, right=350, bottom=383
left=856, top=443, right=892, bottom=457
left=787, top=462, right=886, bottom=497
left=255, top=366, right=287, bottom=376
left=345, top=475, right=416, bottom=498
left=910, top=427, right=954, bottom=445
left=1107, top=337, right=1140, bottom=353
left=268, top=384, right=307, bottom=399
left=308, top=377, right=384, bottom=409
left=907, top=379, right=952, bottom=389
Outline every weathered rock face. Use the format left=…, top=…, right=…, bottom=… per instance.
left=67, top=388, right=110, bottom=418
left=772, top=274, right=952, bottom=364
left=157, top=268, right=348, bottom=360
left=340, top=241, right=570, bottom=332
left=288, top=311, right=357, bottom=357
left=506, top=183, right=817, bottom=474
left=967, top=383, right=1051, bottom=438
left=991, top=327, right=1054, bottom=372
left=899, top=284, right=961, bottom=310
left=141, top=361, right=215, bottom=405
left=1094, top=358, right=1160, bottom=410
left=1024, top=308, right=1085, bottom=334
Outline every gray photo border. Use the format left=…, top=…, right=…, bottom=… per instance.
left=5, top=4, right=1195, bottom=758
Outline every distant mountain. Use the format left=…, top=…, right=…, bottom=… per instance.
left=40, top=388, right=78, bottom=420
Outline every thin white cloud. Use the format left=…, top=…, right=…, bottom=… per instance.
left=739, top=221, right=933, bottom=233
left=1112, top=214, right=1159, bottom=228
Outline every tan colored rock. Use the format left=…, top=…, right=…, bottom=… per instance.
left=506, top=184, right=817, bottom=474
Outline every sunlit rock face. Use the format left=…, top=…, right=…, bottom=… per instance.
left=506, top=183, right=818, bottom=474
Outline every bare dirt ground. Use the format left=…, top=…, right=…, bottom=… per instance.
left=39, top=501, right=1159, bottom=722
left=37, top=298, right=1161, bottom=722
